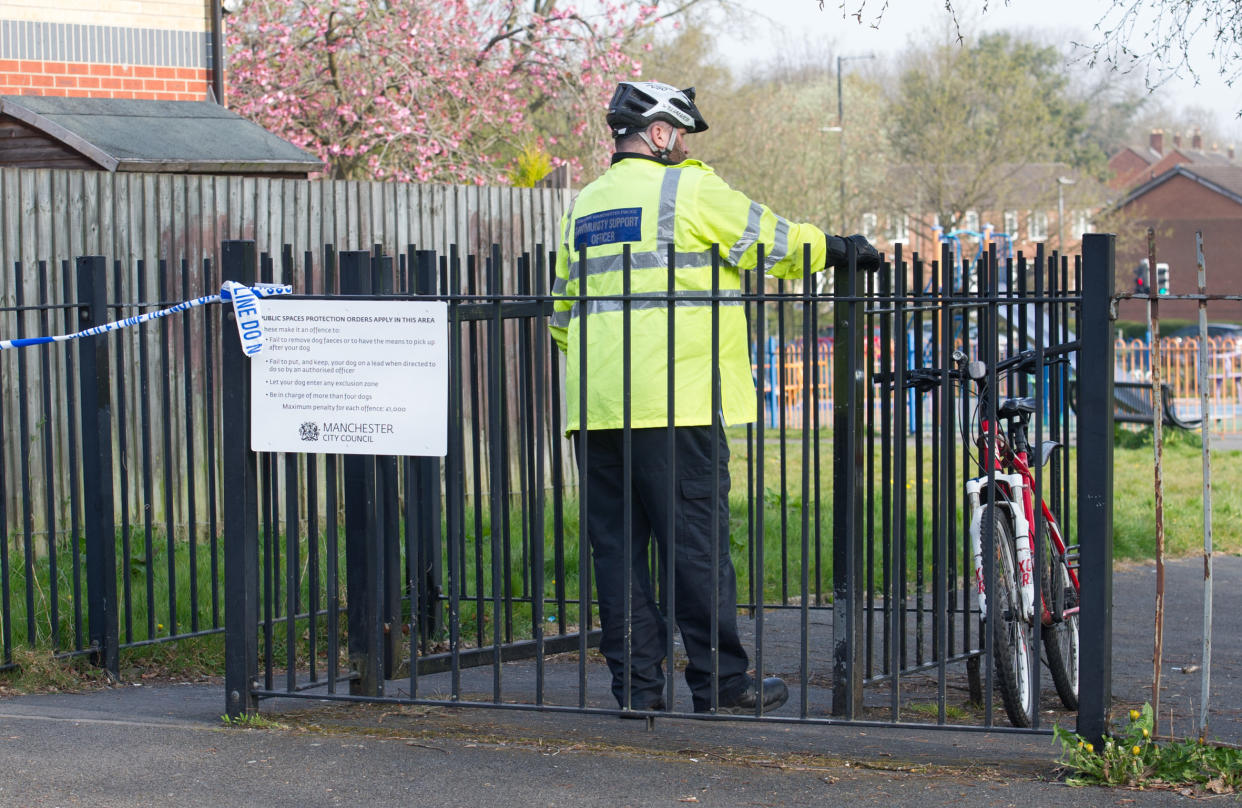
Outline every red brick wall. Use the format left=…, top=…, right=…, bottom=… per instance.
left=1116, top=173, right=1242, bottom=323
left=0, top=60, right=210, bottom=101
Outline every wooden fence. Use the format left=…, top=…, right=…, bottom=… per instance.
left=0, top=167, right=568, bottom=286
left=0, top=167, right=569, bottom=544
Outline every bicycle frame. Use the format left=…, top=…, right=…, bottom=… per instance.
left=967, top=413, right=1080, bottom=626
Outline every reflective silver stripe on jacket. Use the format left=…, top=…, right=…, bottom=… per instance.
left=567, top=249, right=716, bottom=282
left=763, top=216, right=791, bottom=271
left=657, top=168, right=681, bottom=245
left=727, top=201, right=763, bottom=264
left=564, top=289, right=743, bottom=321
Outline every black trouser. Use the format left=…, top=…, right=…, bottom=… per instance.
left=575, top=424, right=750, bottom=711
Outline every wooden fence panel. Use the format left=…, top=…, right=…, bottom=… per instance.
left=0, top=167, right=568, bottom=540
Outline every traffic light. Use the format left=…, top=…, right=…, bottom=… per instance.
left=1134, top=260, right=1149, bottom=294
left=1156, top=262, right=1170, bottom=295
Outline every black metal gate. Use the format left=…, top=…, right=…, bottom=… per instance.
left=211, top=234, right=1116, bottom=739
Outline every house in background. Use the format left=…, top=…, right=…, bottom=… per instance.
left=0, top=0, right=225, bottom=102
left=0, top=2, right=319, bottom=177
left=1104, top=129, right=1241, bottom=323
left=1109, top=129, right=1238, bottom=192
left=1111, top=163, right=1242, bottom=322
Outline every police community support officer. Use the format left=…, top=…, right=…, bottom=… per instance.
left=549, top=81, right=880, bottom=715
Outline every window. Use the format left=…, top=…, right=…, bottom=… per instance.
left=889, top=214, right=908, bottom=244
left=963, top=210, right=979, bottom=234
left=1029, top=210, right=1048, bottom=241
left=1072, top=209, right=1090, bottom=240
left=1003, top=210, right=1019, bottom=237
left=861, top=212, right=878, bottom=242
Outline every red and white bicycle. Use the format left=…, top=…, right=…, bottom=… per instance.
left=955, top=347, right=1080, bottom=728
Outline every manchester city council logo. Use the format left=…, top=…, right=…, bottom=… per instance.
left=299, top=421, right=320, bottom=441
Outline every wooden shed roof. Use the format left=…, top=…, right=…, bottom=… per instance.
left=0, top=95, right=322, bottom=175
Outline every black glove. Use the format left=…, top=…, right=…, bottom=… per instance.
left=826, top=234, right=881, bottom=271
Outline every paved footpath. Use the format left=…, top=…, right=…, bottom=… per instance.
left=0, top=556, right=1237, bottom=808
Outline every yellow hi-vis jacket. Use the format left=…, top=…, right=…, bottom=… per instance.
left=550, top=154, right=828, bottom=433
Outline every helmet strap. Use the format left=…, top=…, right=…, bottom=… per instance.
left=639, top=124, right=674, bottom=160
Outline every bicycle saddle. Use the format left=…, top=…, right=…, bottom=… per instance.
left=1031, top=439, right=1063, bottom=468
left=997, top=397, right=1036, bottom=418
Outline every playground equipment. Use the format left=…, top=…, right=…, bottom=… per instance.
left=907, top=225, right=1073, bottom=430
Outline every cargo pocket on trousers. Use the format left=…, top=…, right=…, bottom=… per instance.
left=678, top=475, right=720, bottom=550
left=680, top=475, right=715, bottom=501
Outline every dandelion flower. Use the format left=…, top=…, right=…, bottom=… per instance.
left=1130, top=709, right=1141, bottom=721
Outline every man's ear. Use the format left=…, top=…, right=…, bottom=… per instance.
left=650, top=122, right=669, bottom=149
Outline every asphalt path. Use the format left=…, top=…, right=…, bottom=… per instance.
left=0, top=555, right=1236, bottom=807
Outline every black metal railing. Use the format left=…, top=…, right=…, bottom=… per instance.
left=2, top=234, right=1116, bottom=741
left=0, top=256, right=228, bottom=667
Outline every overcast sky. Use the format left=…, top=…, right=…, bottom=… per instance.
left=714, top=0, right=1242, bottom=145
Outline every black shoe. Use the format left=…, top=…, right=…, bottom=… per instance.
left=618, top=697, right=666, bottom=719
left=700, top=677, right=789, bottom=715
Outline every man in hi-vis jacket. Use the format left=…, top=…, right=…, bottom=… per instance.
left=550, top=80, right=879, bottom=715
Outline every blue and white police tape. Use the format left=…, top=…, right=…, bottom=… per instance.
left=0, top=280, right=292, bottom=356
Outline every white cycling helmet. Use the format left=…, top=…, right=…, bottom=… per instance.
left=607, top=81, right=709, bottom=137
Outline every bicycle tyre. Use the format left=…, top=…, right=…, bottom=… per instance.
left=981, top=504, right=1036, bottom=728
left=1040, top=522, right=1080, bottom=710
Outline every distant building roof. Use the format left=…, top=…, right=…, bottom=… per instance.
left=0, top=95, right=322, bottom=175
left=1109, top=129, right=1238, bottom=191
left=1117, top=163, right=1242, bottom=210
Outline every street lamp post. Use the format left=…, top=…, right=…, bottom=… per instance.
left=835, top=53, right=874, bottom=235
left=1056, top=175, right=1076, bottom=253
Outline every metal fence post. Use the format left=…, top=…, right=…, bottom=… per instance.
left=832, top=242, right=866, bottom=717
left=413, top=249, right=444, bottom=641
left=222, top=240, right=260, bottom=719
left=339, top=250, right=383, bottom=696
left=371, top=249, right=403, bottom=680
left=1077, top=232, right=1115, bottom=745
left=78, top=255, right=118, bottom=677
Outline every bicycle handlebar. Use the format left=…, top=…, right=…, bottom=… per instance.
left=871, top=366, right=961, bottom=392
left=872, top=340, right=1078, bottom=392
left=973, top=340, right=1079, bottom=379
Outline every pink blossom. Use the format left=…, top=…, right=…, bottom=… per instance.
left=225, top=0, right=666, bottom=181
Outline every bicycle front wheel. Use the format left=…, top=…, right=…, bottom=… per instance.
left=1041, top=522, right=1080, bottom=710
left=982, top=504, right=1036, bottom=728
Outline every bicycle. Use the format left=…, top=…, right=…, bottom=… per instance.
left=953, top=346, right=1081, bottom=728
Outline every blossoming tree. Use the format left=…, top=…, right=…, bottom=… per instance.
left=226, top=0, right=691, bottom=183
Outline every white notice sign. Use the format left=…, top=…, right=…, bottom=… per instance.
left=251, top=298, right=447, bottom=456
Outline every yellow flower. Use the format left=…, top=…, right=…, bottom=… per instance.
left=1132, top=745, right=1141, bottom=755
left=1085, top=743, right=1094, bottom=754
left=1077, top=741, right=1084, bottom=750
left=1142, top=728, right=1149, bottom=738
left=1130, top=709, right=1141, bottom=721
